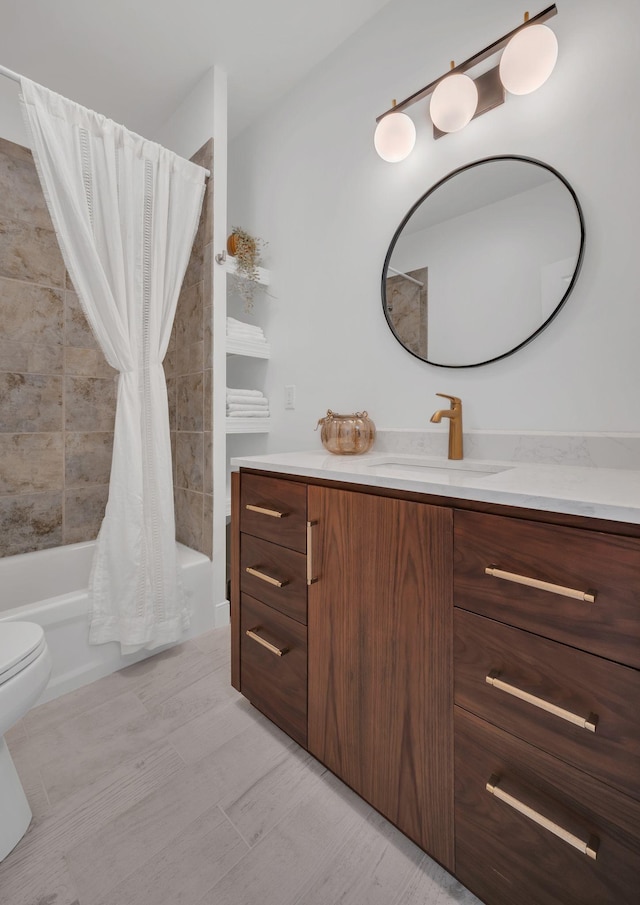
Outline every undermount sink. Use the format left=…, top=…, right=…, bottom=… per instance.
left=367, top=455, right=512, bottom=481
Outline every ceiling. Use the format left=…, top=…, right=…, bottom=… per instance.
left=0, top=0, right=394, bottom=140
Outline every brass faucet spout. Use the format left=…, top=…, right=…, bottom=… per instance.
left=430, top=394, right=463, bottom=459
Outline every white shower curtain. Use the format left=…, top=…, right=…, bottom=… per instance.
left=20, top=78, right=207, bottom=653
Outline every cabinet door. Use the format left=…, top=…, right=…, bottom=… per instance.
left=308, top=486, right=454, bottom=868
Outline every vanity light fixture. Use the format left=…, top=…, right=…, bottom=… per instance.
left=373, top=100, right=417, bottom=162
left=374, top=4, right=558, bottom=161
left=430, top=66, right=478, bottom=133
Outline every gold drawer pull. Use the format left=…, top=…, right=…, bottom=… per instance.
left=485, top=566, right=596, bottom=603
left=307, top=520, right=318, bottom=586
left=486, top=774, right=599, bottom=860
left=245, top=566, right=289, bottom=588
left=246, top=627, right=289, bottom=657
left=246, top=504, right=289, bottom=519
left=486, top=671, right=598, bottom=733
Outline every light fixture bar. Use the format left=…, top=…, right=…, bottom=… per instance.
left=375, top=4, right=557, bottom=123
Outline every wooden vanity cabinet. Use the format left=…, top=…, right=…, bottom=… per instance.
left=232, top=472, right=455, bottom=870
left=231, top=471, right=309, bottom=747
left=453, top=508, right=640, bottom=905
left=307, top=485, right=454, bottom=868
left=232, top=468, right=640, bottom=905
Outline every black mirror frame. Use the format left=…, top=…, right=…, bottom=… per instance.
left=381, top=155, right=586, bottom=368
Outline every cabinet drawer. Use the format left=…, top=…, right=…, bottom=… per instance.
left=240, top=534, right=307, bottom=624
left=454, top=509, right=640, bottom=667
left=240, top=593, right=307, bottom=747
left=455, top=609, right=640, bottom=801
left=241, top=474, right=307, bottom=553
left=455, top=708, right=640, bottom=905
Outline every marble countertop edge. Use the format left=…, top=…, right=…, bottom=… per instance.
left=230, top=449, right=640, bottom=526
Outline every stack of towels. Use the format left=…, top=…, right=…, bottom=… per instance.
left=227, top=387, right=270, bottom=418
left=226, top=317, right=269, bottom=354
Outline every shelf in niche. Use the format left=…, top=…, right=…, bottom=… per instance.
left=226, top=338, right=270, bottom=359
left=226, top=417, right=271, bottom=434
left=224, top=255, right=270, bottom=286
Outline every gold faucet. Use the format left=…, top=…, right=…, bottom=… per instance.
left=430, top=393, right=463, bottom=460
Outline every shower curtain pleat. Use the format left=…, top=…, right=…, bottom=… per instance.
left=20, top=78, right=206, bottom=653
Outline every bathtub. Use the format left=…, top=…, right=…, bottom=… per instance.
left=0, top=541, right=220, bottom=704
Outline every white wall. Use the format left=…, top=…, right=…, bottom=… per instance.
left=228, top=0, right=640, bottom=450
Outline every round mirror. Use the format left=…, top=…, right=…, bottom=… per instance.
left=382, top=156, right=585, bottom=368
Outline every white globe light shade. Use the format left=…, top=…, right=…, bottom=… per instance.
left=429, top=73, right=478, bottom=133
left=374, top=112, right=416, bottom=162
left=499, top=24, right=558, bottom=95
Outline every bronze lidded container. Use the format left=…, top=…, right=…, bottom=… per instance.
left=316, top=410, right=376, bottom=455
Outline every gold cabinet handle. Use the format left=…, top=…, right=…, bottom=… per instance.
left=486, top=671, right=598, bottom=733
left=245, top=504, right=289, bottom=519
left=246, top=627, right=289, bottom=657
left=485, top=566, right=596, bottom=603
left=245, top=566, right=289, bottom=588
left=307, top=520, right=318, bottom=586
left=486, top=774, right=599, bottom=860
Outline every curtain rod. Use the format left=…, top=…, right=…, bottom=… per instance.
left=0, top=62, right=210, bottom=178
left=0, top=63, right=20, bottom=82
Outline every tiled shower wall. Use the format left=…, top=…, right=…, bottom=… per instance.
left=0, top=136, right=117, bottom=557
left=0, top=134, right=213, bottom=559
left=164, top=138, right=213, bottom=558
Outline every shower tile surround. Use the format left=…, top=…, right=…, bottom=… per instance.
left=0, top=135, right=117, bottom=556
left=0, top=134, right=214, bottom=558
left=165, top=138, right=213, bottom=558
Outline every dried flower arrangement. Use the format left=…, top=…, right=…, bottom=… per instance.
left=227, top=227, right=268, bottom=312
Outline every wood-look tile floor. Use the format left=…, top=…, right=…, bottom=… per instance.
left=2, top=626, right=482, bottom=905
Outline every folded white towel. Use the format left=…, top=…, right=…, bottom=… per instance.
left=228, top=403, right=270, bottom=413
left=227, top=317, right=262, bottom=330
left=226, top=387, right=264, bottom=398
left=227, top=396, right=268, bottom=406
left=227, top=410, right=270, bottom=418
left=226, top=319, right=265, bottom=336
left=227, top=324, right=264, bottom=336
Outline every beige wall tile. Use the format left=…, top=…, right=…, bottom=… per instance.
left=182, top=242, right=204, bottom=291
left=203, top=431, right=212, bottom=495
left=0, top=144, right=53, bottom=230
left=0, top=372, right=63, bottom=432
left=0, top=135, right=33, bottom=164
left=177, top=372, right=203, bottom=432
left=163, top=341, right=177, bottom=378
left=0, top=433, right=63, bottom=494
left=65, top=432, right=114, bottom=488
left=65, top=376, right=117, bottom=431
left=0, top=278, right=64, bottom=345
left=166, top=376, right=177, bottom=431
left=176, top=432, right=204, bottom=492
left=175, top=488, right=203, bottom=550
left=64, top=485, right=109, bottom=542
left=204, top=305, right=213, bottom=369
left=65, top=346, right=116, bottom=378
left=204, top=368, right=212, bottom=431
left=176, top=281, right=204, bottom=348
left=0, top=218, right=66, bottom=287
left=64, top=290, right=99, bottom=349
left=0, top=491, right=63, bottom=557
left=176, top=339, right=204, bottom=376
left=170, top=430, right=177, bottom=484
left=0, top=340, right=64, bottom=375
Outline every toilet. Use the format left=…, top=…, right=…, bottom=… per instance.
left=0, top=622, right=52, bottom=861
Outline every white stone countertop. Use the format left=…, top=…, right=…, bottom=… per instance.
left=230, top=449, right=640, bottom=525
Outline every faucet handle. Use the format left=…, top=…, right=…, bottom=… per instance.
left=435, top=393, right=461, bottom=406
